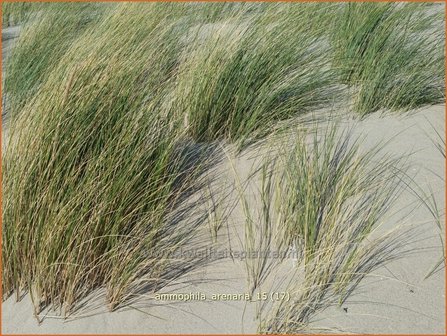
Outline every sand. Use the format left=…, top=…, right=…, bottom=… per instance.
left=1, top=24, right=445, bottom=335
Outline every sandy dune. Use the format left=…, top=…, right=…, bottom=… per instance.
left=2, top=104, right=445, bottom=334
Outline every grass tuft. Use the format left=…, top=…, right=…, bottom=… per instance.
left=174, top=4, right=339, bottom=146
left=4, top=3, right=113, bottom=115
left=255, top=125, right=409, bottom=333
left=331, top=3, right=445, bottom=114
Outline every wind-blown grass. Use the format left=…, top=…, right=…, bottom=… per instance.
left=331, top=3, right=445, bottom=114
left=4, top=3, right=113, bottom=115
left=174, top=4, right=338, bottom=146
left=421, top=120, right=445, bottom=279
left=2, top=3, right=217, bottom=317
left=1, top=1, right=444, bottom=323
left=4, top=3, right=444, bottom=136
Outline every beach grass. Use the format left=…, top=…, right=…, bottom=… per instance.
left=255, top=125, right=409, bottom=333
left=4, top=3, right=113, bottom=115
left=1, top=1, right=444, bottom=323
left=331, top=3, right=445, bottom=114
left=173, top=3, right=339, bottom=146
left=2, top=2, right=39, bottom=27
left=2, top=3, right=217, bottom=315
left=3, top=3, right=444, bottom=133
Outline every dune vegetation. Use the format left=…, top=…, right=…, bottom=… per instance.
left=4, top=3, right=113, bottom=114
left=3, top=3, right=219, bottom=315
left=258, top=126, right=409, bottom=333
left=227, top=123, right=412, bottom=332
left=1, top=1, right=444, bottom=331
left=331, top=3, right=445, bottom=114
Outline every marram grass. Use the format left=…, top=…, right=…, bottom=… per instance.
left=4, top=3, right=445, bottom=133
left=2, top=3, right=216, bottom=316
left=2, top=2, right=38, bottom=27
left=173, top=3, right=339, bottom=146
left=4, top=3, right=113, bottom=115
left=331, top=2, right=445, bottom=114
left=1, top=1, right=445, bottom=325
left=256, top=125, right=410, bottom=333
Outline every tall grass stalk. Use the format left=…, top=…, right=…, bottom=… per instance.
left=227, top=152, right=283, bottom=295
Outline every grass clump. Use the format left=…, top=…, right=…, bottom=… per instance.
left=256, top=125, right=408, bottom=333
left=331, top=3, right=445, bottom=114
left=2, top=3, right=215, bottom=316
left=4, top=3, right=444, bottom=140
left=4, top=3, right=113, bottom=115
left=173, top=3, right=338, bottom=146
